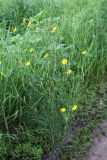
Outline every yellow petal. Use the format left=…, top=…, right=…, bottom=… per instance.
left=44, top=53, right=49, bottom=58
left=52, top=26, right=57, bottom=32
left=27, top=21, right=32, bottom=27
left=61, top=58, right=68, bottom=65
left=13, top=27, right=17, bottom=33
left=60, top=107, right=66, bottom=113
left=30, top=48, right=34, bottom=53
left=72, top=105, right=78, bottom=111
left=25, top=60, right=31, bottom=66
left=67, top=69, right=73, bottom=75
left=81, top=50, right=87, bottom=55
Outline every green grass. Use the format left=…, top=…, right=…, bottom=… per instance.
left=0, top=0, right=107, bottom=159
left=61, top=82, right=107, bottom=159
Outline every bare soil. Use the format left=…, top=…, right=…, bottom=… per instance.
left=87, top=120, right=107, bottom=160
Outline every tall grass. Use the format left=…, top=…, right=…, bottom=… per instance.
left=0, top=0, right=107, bottom=159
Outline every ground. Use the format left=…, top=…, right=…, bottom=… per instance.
left=85, top=120, right=107, bottom=160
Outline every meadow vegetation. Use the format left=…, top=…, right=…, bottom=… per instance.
left=0, top=0, right=107, bottom=159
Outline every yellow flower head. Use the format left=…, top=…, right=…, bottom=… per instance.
left=13, top=27, right=17, bottom=33
left=44, top=53, right=49, bottom=58
left=89, top=19, right=93, bottom=23
left=27, top=21, right=32, bottom=27
left=60, top=107, right=66, bottom=113
left=25, top=60, right=31, bottom=66
left=30, top=48, right=34, bottom=53
left=52, top=25, right=57, bottom=32
left=72, top=105, right=78, bottom=111
left=67, top=69, right=73, bottom=75
left=61, top=58, right=68, bottom=65
left=81, top=50, right=87, bottom=55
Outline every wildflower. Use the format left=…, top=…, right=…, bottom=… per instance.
left=81, top=50, right=87, bottom=55
left=67, top=69, right=73, bottom=75
left=13, top=27, right=17, bottom=33
left=30, top=48, right=34, bottom=53
left=61, top=58, right=68, bottom=65
left=52, top=25, right=57, bottom=32
left=89, top=19, right=93, bottom=23
left=60, top=107, right=66, bottom=113
left=44, top=53, right=49, bottom=58
left=27, top=21, right=32, bottom=27
left=25, top=60, right=31, bottom=66
left=72, top=105, right=78, bottom=111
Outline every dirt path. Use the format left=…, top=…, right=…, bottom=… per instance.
left=88, top=121, right=107, bottom=160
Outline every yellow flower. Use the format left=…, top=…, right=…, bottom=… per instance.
left=25, top=60, right=31, bottom=66
left=61, top=58, right=68, bottom=65
left=13, top=27, right=17, bottom=33
left=27, top=21, right=32, bottom=27
left=44, top=53, right=49, bottom=58
left=89, top=19, right=93, bottom=23
left=72, top=105, right=78, bottom=111
left=60, top=107, right=66, bottom=113
left=67, top=69, right=73, bottom=75
left=52, top=25, right=57, bottom=32
left=30, top=48, right=34, bottom=53
left=81, top=50, right=87, bottom=55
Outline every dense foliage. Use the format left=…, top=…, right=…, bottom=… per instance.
left=0, top=0, right=107, bottom=159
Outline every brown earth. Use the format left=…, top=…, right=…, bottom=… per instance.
left=87, top=120, right=107, bottom=160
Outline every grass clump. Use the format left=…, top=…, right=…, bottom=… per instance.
left=0, top=0, right=107, bottom=159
